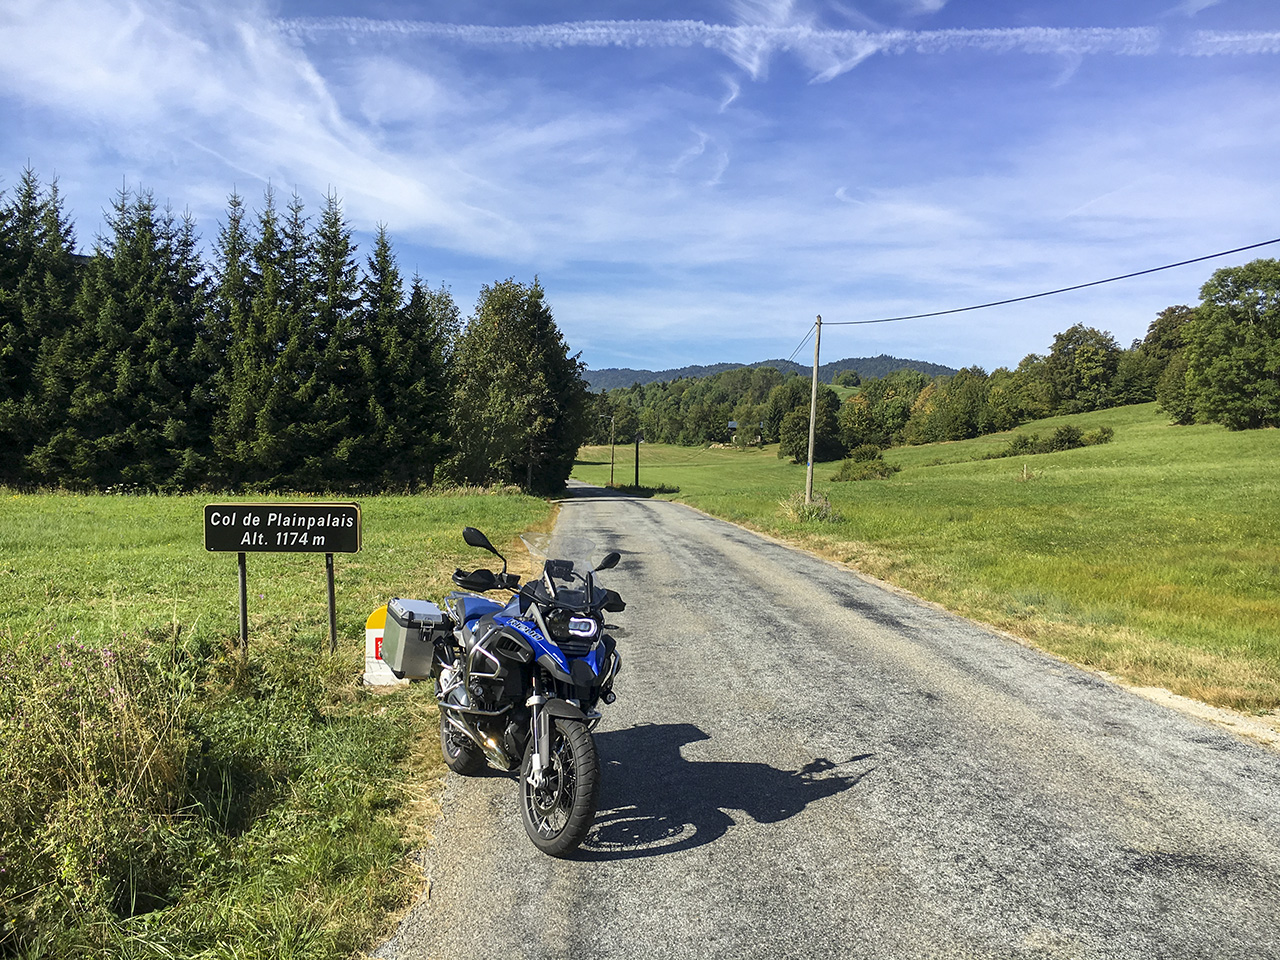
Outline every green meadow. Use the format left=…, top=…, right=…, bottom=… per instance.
left=0, top=489, right=552, bottom=959
left=574, top=402, right=1280, bottom=714
left=4, top=402, right=1279, bottom=957
left=0, top=491, right=548, bottom=647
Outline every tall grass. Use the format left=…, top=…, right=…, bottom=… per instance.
left=575, top=403, right=1280, bottom=713
left=0, top=489, right=552, bottom=959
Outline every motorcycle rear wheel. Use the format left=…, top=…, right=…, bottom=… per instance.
left=439, top=711, right=486, bottom=775
left=520, top=719, right=600, bottom=857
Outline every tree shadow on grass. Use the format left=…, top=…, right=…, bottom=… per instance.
left=562, top=482, right=679, bottom=499
left=576, top=723, right=874, bottom=861
left=606, top=483, right=680, bottom=498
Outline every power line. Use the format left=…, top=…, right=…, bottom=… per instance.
left=786, top=322, right=817, bottom=363
left=778, top=235, right=1280, bottom=373
left=823, top=236, right=1280, bottom=327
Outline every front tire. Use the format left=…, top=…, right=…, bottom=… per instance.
left=520, top=719, right=600, bottom=857
left=439, top=710, right=486, bottom=775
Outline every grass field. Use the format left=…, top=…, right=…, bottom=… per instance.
left=574, top=402, right=1280, bottom=715
left=5, top=405, right=1278, bottom=955
left=0, top=489, right=553, bottom=959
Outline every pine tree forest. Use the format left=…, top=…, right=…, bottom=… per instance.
left=0, top=170, right=590, bottom=494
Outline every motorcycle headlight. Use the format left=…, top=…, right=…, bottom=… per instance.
left=567, top=617, right=598, bottom=639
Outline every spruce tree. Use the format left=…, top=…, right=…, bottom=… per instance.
left=244, top=188, right=294, bottom=485
left=167, top=207, right=216, bottom=487
left=383, top=270, right=455, bottom=489
left=27, top=187, right=207, bottom=489
left=0, top=169, right=79, bottom=483
left=305, top=190, right=364, bottom=489
left=359, top=225, right=403, bottom=485
left=271, top=190, right=321, bottom=488
left=208, top=191, right=258, bottom=487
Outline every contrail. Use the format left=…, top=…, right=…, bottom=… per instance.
left=276, top=18, right=1279, bottom=81
left=1188, top=30, right=1280, bottom=55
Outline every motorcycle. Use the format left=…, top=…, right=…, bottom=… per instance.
left=432, top=527, right=626, bottom=857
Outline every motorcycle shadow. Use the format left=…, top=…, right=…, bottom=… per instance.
left=577, top=722, right=874, bottom=862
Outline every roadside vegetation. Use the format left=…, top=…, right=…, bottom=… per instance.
left=0, top=488, right=552, bottom=959
left=574, top=402, right=1280, bottom=715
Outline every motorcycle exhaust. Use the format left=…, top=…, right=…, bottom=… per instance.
left=476, top=734, right=512, bottom=768
left=442, top=706, right=514, bottom=768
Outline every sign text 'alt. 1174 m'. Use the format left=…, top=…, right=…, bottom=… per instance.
left=203, top=503, right=362, bottom=554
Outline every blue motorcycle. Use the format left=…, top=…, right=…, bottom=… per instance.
left=433, top=528, right=625, bottom=856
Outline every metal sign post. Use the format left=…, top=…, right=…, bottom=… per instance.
left=238, top=552, right=249, bottom=652
left=325, top=552, right=338, bottom=653
left=205, top=502, right=362, bottom=652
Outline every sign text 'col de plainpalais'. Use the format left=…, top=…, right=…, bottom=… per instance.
left=203, top=503, right=362, bottom=554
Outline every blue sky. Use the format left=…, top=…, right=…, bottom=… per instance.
left=2, top=0, right=1278, bottom=372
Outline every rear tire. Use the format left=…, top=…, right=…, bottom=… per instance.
left=439, top=710, right=486, bottom=775
left=520, top=719, right=600, bottom=857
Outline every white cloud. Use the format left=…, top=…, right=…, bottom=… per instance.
left=0, top=0, right=523, bottom=248
left=719, top=75, right=742, bottom=111
left=3, top=2, right=1278, bottom=371
left=1170, top=0, right=1226, bottom=16
left=672, top=130, right=710, bottom=170
left=731, top=0, right=802, bottom=26
left=890, top=0, right=950, bottom=14
left=352, top=56, right=443, bottom=128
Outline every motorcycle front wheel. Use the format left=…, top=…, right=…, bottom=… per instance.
left=520, top=719, right=600, bottom=857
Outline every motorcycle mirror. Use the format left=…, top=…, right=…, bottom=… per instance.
left=463, top=526, right=497, bottom=554
left=597, top=551, right=621, bottom=571
left=463, top=526, right=507, bottom=575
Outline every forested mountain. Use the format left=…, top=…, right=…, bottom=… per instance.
left=588, top=258, right=1280, bottom=461
left=585, top=354, right=956, bottom=391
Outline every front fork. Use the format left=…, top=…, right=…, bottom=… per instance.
left=526, top=673, right=551, bottom=789
left=526, top=660, right=611, bottom=789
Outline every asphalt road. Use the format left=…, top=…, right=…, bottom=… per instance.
left=376, top=483, right=1280, bottom=960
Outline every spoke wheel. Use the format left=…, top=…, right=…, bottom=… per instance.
left=520, top=719, right=600, bottom=857
left=439, top=711, right=486, bottom=775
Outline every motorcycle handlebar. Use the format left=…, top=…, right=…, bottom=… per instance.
left=450, top=567, right=523, bottom=593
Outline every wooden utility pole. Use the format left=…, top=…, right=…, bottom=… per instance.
left=599, top=414, right=616, bottom=486
left=805, top=314, right=822, bottom=504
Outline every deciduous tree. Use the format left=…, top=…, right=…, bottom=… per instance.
left=446, top=279, right=589, bottom=493
left=777, top=384, right=842, bottom=463
left=1185, top=258, right=1280, bottom=429
left=1044, top=323, right=1120, bottom=413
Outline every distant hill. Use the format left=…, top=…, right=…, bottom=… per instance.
left=585, top=354, right=957, bottom=392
